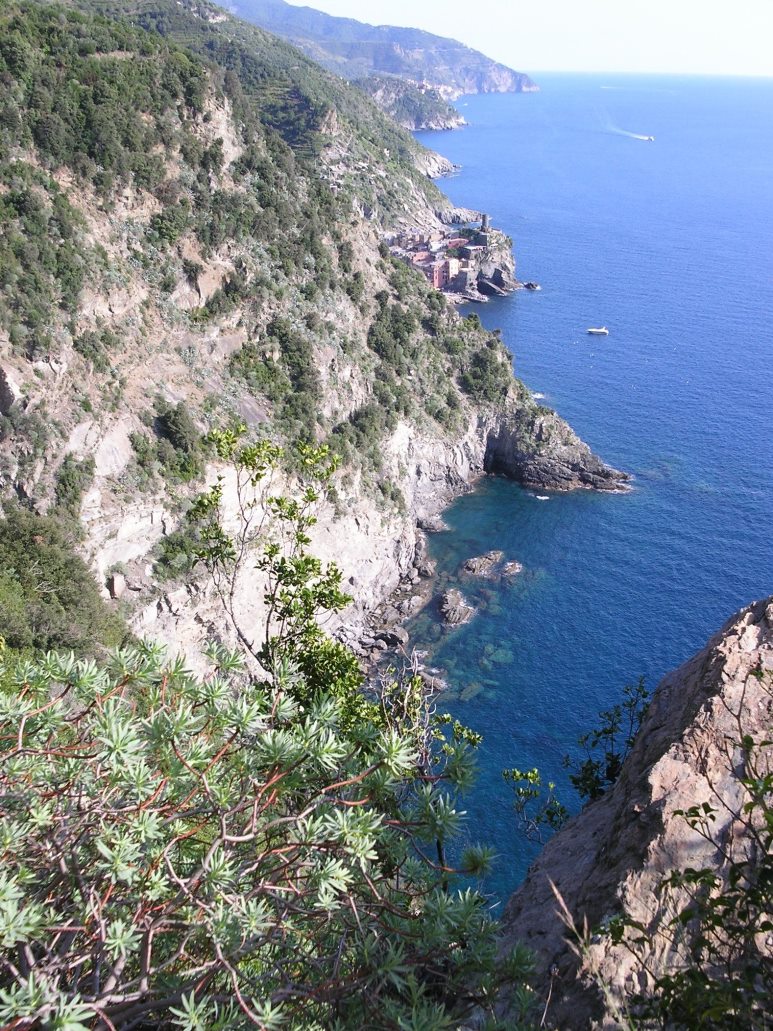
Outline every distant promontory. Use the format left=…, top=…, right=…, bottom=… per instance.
left=228, top=0, right=538, bottom=99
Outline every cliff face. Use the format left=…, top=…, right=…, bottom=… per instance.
left=484, top=403, right=626, bottom=491
left=498, top=597, right=773, bottom=1028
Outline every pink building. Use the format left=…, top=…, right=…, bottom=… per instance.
left=426, top=262, right=449, bottom=289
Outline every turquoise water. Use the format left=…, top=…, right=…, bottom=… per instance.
left=413, top=75, right=773, bottom=901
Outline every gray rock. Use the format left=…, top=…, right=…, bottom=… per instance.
left=377, top=627, right=409, bottom=648
left=418, top=514, right=449, bottom=533
left=108, top=572, right=127, bottom=600
left=0, top=368, right=22, bottom=416
left=439, top=589, right=476, bottom=626
left=501, top=560, right=524, bottom=577
left=417, top=669, right=447, bottom=692
left=462, top=550, right=504, bottom=577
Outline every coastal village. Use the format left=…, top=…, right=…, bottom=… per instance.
left=385, top=214, right=538, bottom=302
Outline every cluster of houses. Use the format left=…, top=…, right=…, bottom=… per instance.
left=385, top=215, right=496, bottom=299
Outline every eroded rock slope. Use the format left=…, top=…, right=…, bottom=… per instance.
left=499, top=596, right=773, bottom=1028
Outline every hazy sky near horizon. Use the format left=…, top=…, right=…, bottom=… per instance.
left=281, top=0, right=773, bottom=77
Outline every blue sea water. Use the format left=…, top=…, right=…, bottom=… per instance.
left=413, top=75, right=773, bottom=902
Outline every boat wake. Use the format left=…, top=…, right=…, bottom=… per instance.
left=605, top=120, right=654, bottom=142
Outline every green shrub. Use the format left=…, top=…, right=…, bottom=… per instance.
left=459, top=341, right=512, bottom=403
left=0, top=506, right=126, bottom=655
left=54, top=454, right=95, bottom=514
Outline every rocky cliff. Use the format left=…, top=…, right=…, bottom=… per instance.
left=0, top=0, right=619, bottom=671
left=498, top=596, right=773, bottom=1028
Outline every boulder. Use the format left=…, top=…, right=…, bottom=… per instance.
left=107, top=572, right=127, bottom=600
left=501, top=560, right=524, bottom=577
left=418, top=514, right=449, bottom=533
left=377, top=627, right=410, bottom=648
left=462, top=550, right=504, bottom=577
left=440, top=588, right=476, bottom=626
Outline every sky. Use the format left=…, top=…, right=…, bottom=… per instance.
left=281, top=0, right=773, bottom=77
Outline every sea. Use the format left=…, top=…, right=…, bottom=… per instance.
left=413, top=74, right=773, bottom=903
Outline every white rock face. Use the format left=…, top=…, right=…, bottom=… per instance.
left=93, top=417, right=136, bottom=478
left=498, top=597, right=773, bottom=1029
left=82, top=487, right=172, bottom=580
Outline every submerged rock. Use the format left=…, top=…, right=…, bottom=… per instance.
left=459, top=681, right=484, bottom=701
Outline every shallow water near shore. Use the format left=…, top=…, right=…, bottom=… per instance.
left=413, top=75, right=773, bottom=901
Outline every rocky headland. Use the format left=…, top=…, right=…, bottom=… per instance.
left=232, top=0, right=538, bottom=99
left=498, top=595, right=773, bottom=1028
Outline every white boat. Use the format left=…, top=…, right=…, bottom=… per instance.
left=587, top=326, right=609, bottom=336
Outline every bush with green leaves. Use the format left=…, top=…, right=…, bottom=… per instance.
left=459, top=341, right=512, bottom=404
left=0, top=431, right=536, bottom=1029
left=54, top=454, right=95, bottom=514
left=130, top=400, right=205, bottom=487
left=0, top=506, right=126, bottom=658
left=229, top=319, right=320, bottom=440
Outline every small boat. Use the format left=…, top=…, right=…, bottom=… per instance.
left=587, top=326, right=609, bottom=336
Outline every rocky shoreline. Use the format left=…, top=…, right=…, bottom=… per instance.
left=336, top=533, right=529, bottom=690
left=331, top=395, right=629, bottom=684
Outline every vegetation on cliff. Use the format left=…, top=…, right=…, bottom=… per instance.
left=0, top=0, right=545, bottom=518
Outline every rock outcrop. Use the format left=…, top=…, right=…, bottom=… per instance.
left=412, top=149, right=458, bottom=180
left=462, top=551, right=504, bottom=577
left=440, top=588, right=476, bottom=626
left=483, top=403, right=628, bottom=492
left=498, top=596, right=773, bottom=1029
left=356, top=76, right=467, bottom=132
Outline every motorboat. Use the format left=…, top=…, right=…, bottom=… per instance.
left=587, top=326, right=609, bottom=336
